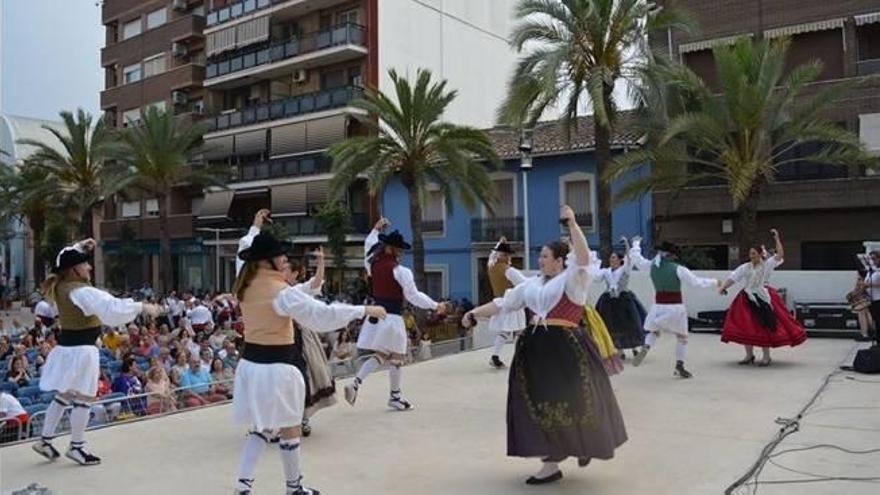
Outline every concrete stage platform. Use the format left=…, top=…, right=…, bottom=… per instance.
left=2, top=334, right=879, bottom=494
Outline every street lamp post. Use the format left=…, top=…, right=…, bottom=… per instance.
left=196, top=227, right=242, bottom=291
left=519, top=131, right=533, bottom=271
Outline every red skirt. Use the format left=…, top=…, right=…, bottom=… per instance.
left=721, top=287, right=807, bottom=348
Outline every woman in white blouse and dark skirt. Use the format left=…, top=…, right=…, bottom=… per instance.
left=33, top=239, right=163, bottom=466
left=719, top=229, right=806, bottom=366
left=462, top=206, right=627, bottom=485
left=595, top=237, right=647, bottom=359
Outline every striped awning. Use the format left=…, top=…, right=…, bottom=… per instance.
left=304, top=116, right=347, bottom=151
left=764, top=18, right=845, bottom=38
left=271, top=183, right=308, bottom=216
left=306, top=180, right=330, bottom=205
left=203, top=135, right=235, bottom=160
left=236, top=15, right=270, bottom=49
left=206, top=25, right=237, bottom=57
left=234, top=129, right=267, bottom=156
left=679, top=34, right=750, bottom=54
left=270, top=122, right=307, bottom=157
left=196, top=190, right=234, bottom=220
left=855, top=12, right=880, bottom=26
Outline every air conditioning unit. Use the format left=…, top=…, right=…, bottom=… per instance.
left=292, top=69, right=308, bottom=84
left=172, top=0, right=188, bottom=12
left=192, top=100, right=206, bottom=116
left=171, top=90, right=188, bottom=105
left=171, top=42, right=188, bottom=57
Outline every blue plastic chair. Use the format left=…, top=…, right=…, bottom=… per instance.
left=16, top=385, right=41, bottom=400
left=138, top=361, right=150, bottom=372
left=17, top=396, right=33, bottom=407
left=29, top=378, right=41, bottom=387
left=0, top=382, right=17, bottom=395
left=108, top=361, right=123, bottom=373
left=24, top=403, right=47, bottom=416
left=39, top=391, right=57, bottom=404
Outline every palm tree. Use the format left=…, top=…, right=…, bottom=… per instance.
left=499, top=0, right=691, bottom=257
left=605, top=38, right=871, bottom=255
left=17, top=109, right=125, bottom=238
left=0, top=159, right=59, bottom=286
left=117, top=107, right=219, bottom=292
left=329, top=68, right=501, bottom=288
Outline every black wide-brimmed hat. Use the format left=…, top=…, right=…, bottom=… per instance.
left=53, top=245, right=91, bottom=273
left=378, top=230, right=411, bottom=250
left=493, top=240, right=514, bottom=254
left=654, top=241, right=680, bottom=255
left=238, top=232, right=292, bottom=262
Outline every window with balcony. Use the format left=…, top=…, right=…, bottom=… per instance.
left=122, top=108, right=141, bottom=127
left=424, top=268, right=446, bottom=300
left=321, top=69, right=346, bottom=89
left=123, top=63, right=142, bottom=84
left=122, top=18, right=142, bottom=40
left=146, top=7, right=167, bottom=30
left=560, top=172, right=596, bottom=230
left=784, top=29, right=844, bottom=81
left=122, top=201, right=141, bottom=218
left=337, top=9, right=359, bottom=25
left=422, top=185, right=445, bottom=235
left=857, top=22, right=880, bottom=75
left=143, top=53, right=167, bottom=78
left=348, top=66, right=363, bottom=88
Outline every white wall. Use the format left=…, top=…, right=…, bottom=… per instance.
left=378, top=0, right=517, bottom=128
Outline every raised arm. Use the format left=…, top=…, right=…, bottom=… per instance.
left=628, top=236, right=653, bottom=271
left=236, top=209, right=271, bottom=275
left=770, top=229, right=784, bottom=263
left=309, top=246, right=325, bottom=291
left=506, top=266, right=528, bottom=286
left=561, top=205, right=590, bottom=267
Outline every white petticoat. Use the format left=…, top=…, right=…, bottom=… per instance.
left=488, top=309, right=526, bottom=333
left=356, top=314, right=407, bottom=355
left=39, top=345, right=99, bottom=397
left=644, top=303, right=689, bottom=336
left=232, top=359, right=305, bottom=431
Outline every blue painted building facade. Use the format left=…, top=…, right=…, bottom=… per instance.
left=380, top=149, right=652, bottom=304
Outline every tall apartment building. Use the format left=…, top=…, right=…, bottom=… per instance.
left=98, top=0, right=517, bottom=292
left=652, top=0, right=880, bottom=269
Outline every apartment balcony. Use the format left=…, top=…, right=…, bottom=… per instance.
left=205, top=23, right=367, bottom=89
left=471, top=217, right=524, bottom=243
left=653, top=177, right=880, bottom=218
left=100, top=214, right=194, bottom=241
left=275, top=212, right=370, bottom=236
left=205, top=0, right=351, bottom=31
left=204, top=85, right=363, bottom=135
left=102, top=15, right=205, bottom=68
left=227, top=154, right=332, bottom=183
left=101, top=64, right=205, bottom=111
left=857, top=58, right=880, bottom=76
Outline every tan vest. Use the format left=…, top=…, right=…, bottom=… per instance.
left=488, top=260, right=512, bottom=297
left=240, top=268, right=295, bottom=345
left=56, top=279, right=102, bottom=330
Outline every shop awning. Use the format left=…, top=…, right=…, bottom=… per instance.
left=271, top=183, right=308, bottom=216
left=764, top=18, right=845, bottom=38
left=679, top=34, right=750, bottom=54
left=234, top=129, right=267, bottom=155
left=203, top=135, right=235, bottom=160
left=855, top=12, right=880, bottom=26
left=196, top=190, right=234, bottom=220
left=236, top=15, right=270, bottom=49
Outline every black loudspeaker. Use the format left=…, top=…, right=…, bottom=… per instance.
left=853, top=347, right=880, bottom=374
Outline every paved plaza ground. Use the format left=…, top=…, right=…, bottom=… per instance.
left=2, top=333, right=878, bottom=494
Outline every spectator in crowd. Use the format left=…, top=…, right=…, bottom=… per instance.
left=34, top=297, right=59, bottom=328
left=102, top=327, right=124, bottom=355
left=127, top=324, right=142, bottom=348
left=145, top=366, right=177, bottom=415
left=179, top=355, right=225, bottom=407
left=0, top=339, right=11, bottom=361
left=199, top=345, right=214, bottom=372
left=5, top=355, right=30, bottom=387
left=34, top=342, right=52, bottom=373
left=419, top=331, right=432, bottom=361
left=1, top=391, right=28, bottom=443
left=91, top=370, right=122, bottom=425
left=185, top=298, right=213, bottom=336
left=166, top=291, right=185, bottom=328
left=210, top=358, right=233, bottom=397
left=112, top=359, right=146, bottom=416
left=137, top=335, right=160, bottom=359
left=208, top=327, right=227, bottom=353
left=218, top=340, right=239, bottom=369
left=157, top=324, right=172, bottom=347
left=171, top=350, right=190, bottom=379
left=333, top=329, right=356, bottom=361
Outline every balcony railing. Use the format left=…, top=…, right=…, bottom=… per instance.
left=206, top=0, right=274, bottom=27
left=227, top=154, right=332, bottom=182
left=857, top=58, right=880, bottom=76
left=421, top=220, right=445, bottom=234
left=206, top=23, right=366, bottom=80
left=471, top=217, right=524, bottom=242
left=207, top=85, right=363, bottom=132
left=277, top=212, right=370, bottom=235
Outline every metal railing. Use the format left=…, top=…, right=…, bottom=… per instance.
left=471, top=216, right=524, bottom=242
left=207, top=23, right=366, bottom=79
left=207, top=85, right=363, bottom=132
left=0, top=416, right=24, bottom=443
left=230, top=154, right=331, bottom=182
left=421, top=220, right=445, bottom=234
left=206, top=0, right=274, bottom=27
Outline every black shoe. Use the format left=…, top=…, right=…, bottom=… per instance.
left=302, top=421, right=312, bottom=437
left=526, top=471, right=563, bottom=485
left=674, top=362, right=693, bottom=379
left=65, top=445, right=101, bottom=466
left=490, top=355, right=505, bottom=369
left=577, top=458, right=591, bottom=468
left=738, top=355, right=755, bottom=365
left=32, top=440, right=60, bottom=461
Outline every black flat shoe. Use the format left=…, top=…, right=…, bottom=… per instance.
left=577, top=458, right=591, bottom=467
left=738, top=356, right=755, bottom=365
left=525, top=471, right=563, bottom=485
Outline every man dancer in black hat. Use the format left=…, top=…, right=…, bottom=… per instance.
left=628, top=237, right=720, bottom=378
left=345, top=218, right=448, bottom=410
left=486, top=237, right=526, bottom=369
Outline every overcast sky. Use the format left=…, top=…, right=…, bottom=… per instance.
left=0, top=0, right=104, bottom=121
